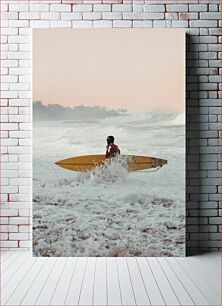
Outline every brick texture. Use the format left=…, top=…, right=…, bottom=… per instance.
left=0, top=0, right=221, bottom=255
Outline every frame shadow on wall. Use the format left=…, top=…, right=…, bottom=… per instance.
left=186, top=33, right=204, bottom=256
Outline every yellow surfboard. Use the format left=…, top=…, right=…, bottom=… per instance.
left=55, top=155, right=167, bottom=172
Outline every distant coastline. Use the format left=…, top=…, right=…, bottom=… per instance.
left=33, top=101, right=128, bottom=121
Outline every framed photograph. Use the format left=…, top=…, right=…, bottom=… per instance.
left=33, top=29, right=186, bottom=257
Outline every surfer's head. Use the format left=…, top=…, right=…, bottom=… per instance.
left=107, top=136, right=114, bottom=144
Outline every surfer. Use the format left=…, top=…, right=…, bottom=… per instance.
left=106, top=136, right=120, bottom=158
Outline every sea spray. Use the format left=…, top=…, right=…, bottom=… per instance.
left=76, top=155, right=129, bottom=185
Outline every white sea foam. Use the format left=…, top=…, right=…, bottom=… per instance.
left=33, top=112, right=185, bottom=257
left=168, top=113, right=185, bottom=126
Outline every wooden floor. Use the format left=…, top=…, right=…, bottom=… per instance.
left=1, top=251, right=221, bottom=306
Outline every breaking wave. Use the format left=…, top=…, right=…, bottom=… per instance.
left=77, top=155, right=129, bottom=184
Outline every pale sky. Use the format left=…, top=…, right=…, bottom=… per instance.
left=33, top=29, right=185, bottom=113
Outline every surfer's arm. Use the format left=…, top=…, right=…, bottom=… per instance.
left=106, top=145, right=110, bottom=158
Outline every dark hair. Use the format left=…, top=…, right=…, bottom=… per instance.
left=107, top=136, right=114, bottom=143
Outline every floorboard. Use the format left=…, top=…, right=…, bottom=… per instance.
left=107, top=258, right=122, bottom=306
left=167, top=257, right=211, bottom=305
left=137, top=257, right=165, bottom=305
left=21, top=258, right=56, bottom=305
left=195, top=252, right=220, bottom=275
left=35, top=257, right=67, bottom=305
left=147, top=258, right=180, bottom=305
left=1, top=251, right=221, bottom=306
left=5, top=258, right=46, bottom=305
left=50, top=257, right=77, bottom=305
left=127, top=257, right=150, bottom=305
left=64, top=257, right=87, bottom=306
left=176, top=257, right=220, bottom=305
left=2, top=251, right=22, bottom=273
left=93, top=257, right=107, bottom=305
left=1, top=252, right=31, bottom=289
left=0, top=251, right=14, bottom=263
left=78, top=257, right=96, bottom=306
left=186, top=256, right=220, bottom=294
left=158, top=258, right=195, bottom=305
left=117, top=257, right=136, bottom=305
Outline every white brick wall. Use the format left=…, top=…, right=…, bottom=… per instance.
left=0, top=0, right=221, bottom=255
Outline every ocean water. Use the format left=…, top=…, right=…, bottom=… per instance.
left=33, top=112, right=185, bottom=257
